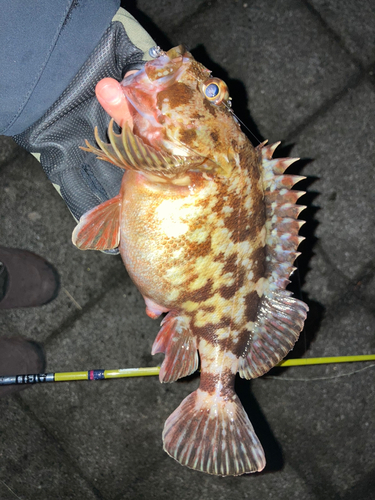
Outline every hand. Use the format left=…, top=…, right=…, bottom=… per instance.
left=13, top=8, right=155, bottom=255
left=96, top=74, right=136, bottom=129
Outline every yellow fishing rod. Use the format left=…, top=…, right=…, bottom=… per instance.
left=0, top=355, right=374, bottom=386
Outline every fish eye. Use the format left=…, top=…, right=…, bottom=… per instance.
left=201, top=78, right=229, bottom=105
left=205, top=83, right=220, bottom=98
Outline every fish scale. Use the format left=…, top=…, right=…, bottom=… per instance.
left=72, top=45, right=308, bottom=476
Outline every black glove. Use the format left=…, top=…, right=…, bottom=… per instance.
left=13, top=9, right=155, bottom=252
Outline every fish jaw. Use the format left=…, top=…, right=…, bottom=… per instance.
left=84, top=46, right=249, bottom=180
left=118, top=46, right=244, bottom=177
left=119, top=48, right=194, bottom=154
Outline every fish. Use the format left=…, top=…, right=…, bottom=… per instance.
left=72, top=45, right=309, bottom=476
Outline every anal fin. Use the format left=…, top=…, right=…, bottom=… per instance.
left=72, top=194, right=121, bottom=250
left=152, top=312, right=198, bottom=383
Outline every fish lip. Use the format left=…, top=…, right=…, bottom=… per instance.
left=118, top=51, right=228, bottom=175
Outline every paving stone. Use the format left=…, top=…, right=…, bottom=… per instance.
left=133, top=0, right=207, bottom=33
left=301, top=243, right=350, bottom=306
left=309, top=0, right=375, bottom=66
left=293, top=296, right=374, bottom=361
left=19, top=284, right=315, bottom=500
left=19, top=284, right=168, bottom=498
left=293, top=80, right=375, bottom=281
left=0, top=136, right=20, bottom=166
left=166, top=0, right=358, bottom=140
left=1, top=0, right=374, bottom=497
left=0, top=396, right=99, bottom=500
left=252, top=358, right=375, bottom=498
left=359, top=270, right=375, bottom=310
left=113, top=461, right=315, bottom=500
left=0, top=152, right=126, bottom=342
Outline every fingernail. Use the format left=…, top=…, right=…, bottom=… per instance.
left=100, top=83, right=123, bottom=105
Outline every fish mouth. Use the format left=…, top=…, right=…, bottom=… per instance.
left=120, top=47, right=188, bottom=131
left=117, top=48, right=230, bottom=178
left=119, top=76, right=206, bottom=172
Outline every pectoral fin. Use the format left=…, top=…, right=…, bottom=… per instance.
left=72, top=194, right=121, bottom=251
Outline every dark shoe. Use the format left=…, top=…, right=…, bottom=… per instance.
left=0, top=337, right=45, bottom=397
left=0, top=247, right=59, bottom=309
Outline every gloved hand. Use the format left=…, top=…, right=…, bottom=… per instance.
left=13, top=8, right=155, bottom=253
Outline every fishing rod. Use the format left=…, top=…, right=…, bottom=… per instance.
left=1, top=355, right=375, bottom=386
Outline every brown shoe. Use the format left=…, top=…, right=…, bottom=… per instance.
left=0, top=337, right=45, bottom=397
left=0, top=247, right=59, bottom=309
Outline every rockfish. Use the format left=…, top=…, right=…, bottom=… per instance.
left=73, top=46, right=308, bottom=476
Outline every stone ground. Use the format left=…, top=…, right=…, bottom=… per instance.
left=1, top=0, right=374, bottom=499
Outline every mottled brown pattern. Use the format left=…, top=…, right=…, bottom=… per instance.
left=234, top=329, right=252, bottom=357
left=179, top=128, right=197, bottom=146
left=156, top=82, right=194, bottom=110
left=203, top=99, right=217, bottom=117
left=224, top=190, right=259, bottom=244
left=249, top=189, right=266, bottom=236
left=224, top=200, right=242, bottom=234
left=189, top=278, right=215, bottom=303
left=218, top=283, right=237, bottom=300
left=80, top=47, right=309, bottom=475
left=187, top=60, right=210, bottom=81
left=250, top=246, right=266, bottom=280
left=211, top=195, right=225, bottom=215
left=195, top=234, right=212, bottom=258
left=214, top=251, right=226, bottom=263
left=200, top=370, right=235, bottom=396
left=218, top=329, right=252, bottom=357
left=239, top=146, right=260, bottom=182
left=201, top=305, right=215, bottom=313
left=194, top=316, right=232, bottom=344
left=210, top=130, right=219, bottom=143
left=180, top=272, right=200, bottom=292
left=218, top=266, right=246, bottom=299
left=231, top=138, right=239, bottom=151
left=244, top=291, right=260, bottom=322
left=177, top=232, right=212, bottom=259
left=223, top=253, right=238, bottom=274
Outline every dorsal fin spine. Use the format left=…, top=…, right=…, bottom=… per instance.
left=238, top=143, right=309, bottom=380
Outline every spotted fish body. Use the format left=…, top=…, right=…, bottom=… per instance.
left=73, top=46, right=308, bottom=476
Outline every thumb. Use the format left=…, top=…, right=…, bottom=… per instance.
left=95, top=74, right=136, bottom=128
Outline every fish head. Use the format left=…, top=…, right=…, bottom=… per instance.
left=120, top=45, right=244, bottom=178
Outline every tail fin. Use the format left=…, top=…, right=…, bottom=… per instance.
left=162, top=388, right=265, bottom=476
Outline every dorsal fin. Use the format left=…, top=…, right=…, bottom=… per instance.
left=261, top=143, right=306, bottom=287
left=239, top=143, right=308, bottom=379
